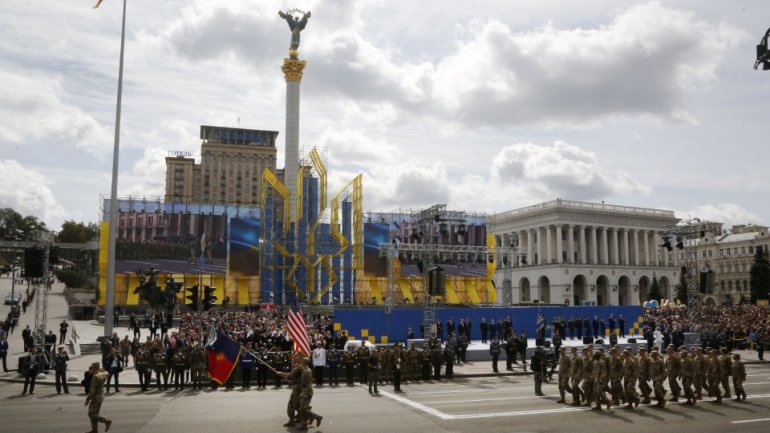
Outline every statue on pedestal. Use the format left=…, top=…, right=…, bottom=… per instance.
left=278, top=9, right=311, bottom=56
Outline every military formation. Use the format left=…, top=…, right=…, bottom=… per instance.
left=552, top=344, right=747, bottom=411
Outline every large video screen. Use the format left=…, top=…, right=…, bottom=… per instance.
left=115, top=211, right=228, bottom=275
left=229, top=218, right=260, bottom=276
left=363, top=222, right=388, bottom=277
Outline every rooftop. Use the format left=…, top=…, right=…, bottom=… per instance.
left=492, top=199, right=676, bottom=221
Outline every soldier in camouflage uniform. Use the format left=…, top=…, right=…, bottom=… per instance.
left=680, top=349, right=696, bottom=405
left=718, top=347, right=732, bottom=399
left=692, top=347, right=707, bottom=400
left=406, top=343, right=419, bottom=381
left=569, top=346, right=584, bottom=406
left=135, top=345, right=151, bottom=392
left=153, top=348, right=169, bottom=390
left=731, top=353, right=746, bottom=401
left=343, top=346, right=357, bottom=386
left=189, top=343, right=207, bottom=390
left=622, top=349, right=640, bottom=408
left=637, top=347, right=652, bottom=404
left=357, top=342, right=371, bottom=385
left=707, top=349, right=722, bottom=403
left=591, top=352, right=611, bottom=410
left=281, top=353, right=304, bottom=428
left=420, top=347, right=431, bottom=381
left=609, top=347, right=624, bottom=405
left=299, top=357, right=322, bottom=430
left=582, top=347, right=594, bottom=407
left=271, top=350, right=285, bottom=388
left=172, top=347, right=187, bottom=390
left=556, top=347, right=571, bottom=403
left=489, top=338, right=501, bottom=373
left=650, top=350, right=667, bottom=407
left=444, top=337, right=455, bottom=379
left=665, top=345, right=682, bottom=402
left=381, top=346, right=392, bottom=384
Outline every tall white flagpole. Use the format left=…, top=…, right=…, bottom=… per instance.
left=104, top=0, right=127, bottom=337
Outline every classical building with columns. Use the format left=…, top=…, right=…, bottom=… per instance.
left=490, top=199, right=681, bottom=306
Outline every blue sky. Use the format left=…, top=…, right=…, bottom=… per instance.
left=1, top=0, right=769, bottom=230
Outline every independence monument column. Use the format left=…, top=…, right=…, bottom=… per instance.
left=279, top=9, right=311, bottom=222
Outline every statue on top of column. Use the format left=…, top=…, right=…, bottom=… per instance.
left=278, top=9, right=311, bottom=55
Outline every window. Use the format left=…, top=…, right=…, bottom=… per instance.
left=749, top=246, right=754, bottom=254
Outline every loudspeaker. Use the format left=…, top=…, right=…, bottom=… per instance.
left=595, top=338, right=605, bottom=345
left=536, top=337, right=545, bottom=346
left=583, top=336, right=594, bottom=344
left=627, top=338, right=637, bottom=344
left=24, top=247, right=45, bottom=278
left=428, top=266, right=445, bottom=296
left=544, top=340, right=551, bottom=348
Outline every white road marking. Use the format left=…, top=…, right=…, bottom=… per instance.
left=379, top=390, right=454, bottom=420
left=423, top=395, right=543, bottom=404
left=381, top=389, right=770, bottom=421
left=745, top=381, right=770, bottom=386
left=408, top=386, right=531, bottom=395
left=731, top=417, right=770, bottom=424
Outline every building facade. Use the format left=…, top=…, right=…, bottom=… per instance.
left=490, top=199, right=681, bottom=306
left=681, top=223, right=770, bottom=306
left=165, top=125, right=279, bottom=205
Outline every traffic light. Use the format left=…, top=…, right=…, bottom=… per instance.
left=203, top=285, right=217, bottom=311
left=186, top=285, right=199, bottom=311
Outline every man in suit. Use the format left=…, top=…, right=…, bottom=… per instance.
left=480, top=318, right=489, bottom=343
left=592, top=316, right=600, bottom=339
left=22, top=348, right=43, bottom=395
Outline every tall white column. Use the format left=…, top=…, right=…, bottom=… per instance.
left=527, top=229, right=534, bottom=265
left=579, top=226, right=587, bottom=264
left=538, top=227, right=545, bottom=265
left=601, top=227, right=609, bottom=265
left=633, top=230, right=640, bottom=266
left=282, top=56, right=307, bottom=222
left=643, top=230, right=650, bottom=266
left=662, top=234, right=669, bottom=267
left=546, top=226, right=553, bottom=264
left=611, top=228, right=619, bottom=265
left=567, top=225, right=575, bottom=264
left=556, top=225, right=563, bottom=264
left=623, top=229, right=630, bottom=266
left=652, top=233, right=659, bottom=266
left=590, top=227, right=598, bottom=265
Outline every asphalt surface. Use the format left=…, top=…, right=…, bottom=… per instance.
left=3, top=275, right=770, bottom=432
left=2, top=365, right=770, bottom=433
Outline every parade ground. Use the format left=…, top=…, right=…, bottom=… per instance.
left=2, top=276, right=770, bottom=433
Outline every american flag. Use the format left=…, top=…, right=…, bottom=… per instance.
left=287, top=301, right=311, bottom=356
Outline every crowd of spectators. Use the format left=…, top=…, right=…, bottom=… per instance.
left=642, top=304, right=770, bottom=353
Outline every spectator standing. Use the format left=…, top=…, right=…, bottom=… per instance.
left=54, top=346, right=70, bottom=394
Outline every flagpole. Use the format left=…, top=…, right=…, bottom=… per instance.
left=104, top=0, right=128, bottom=338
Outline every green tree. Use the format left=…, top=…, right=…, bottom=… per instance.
left=674, top=266, right=688, bottom=305
left=0, top=208, right=47, bottom=240
left=56, top=220, right=99, bottom=243
left=648, top=275, right=662, bottom=302
left=750, top=246, right=770, bottom=303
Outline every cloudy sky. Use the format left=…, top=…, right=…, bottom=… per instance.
left=1, top=0, right=769, bottom=231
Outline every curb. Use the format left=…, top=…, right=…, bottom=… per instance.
left=0, top=371, right=532, bottom=388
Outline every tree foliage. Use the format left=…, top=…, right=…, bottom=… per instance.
left=750, top=246, right=770, bottom=303
left=0, top=208, right=47, bottom=240
left=648, top=275, right=663, bottom=302
left=56, top=220, right=99, bottom=243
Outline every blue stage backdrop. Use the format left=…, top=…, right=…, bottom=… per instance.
left=333, top=305, right=644, bottom=344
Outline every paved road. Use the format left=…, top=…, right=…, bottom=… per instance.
left=2, top=364, right=770, bottom=433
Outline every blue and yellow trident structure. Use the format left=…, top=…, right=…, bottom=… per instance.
left=260, top=147, right=364, bottom=304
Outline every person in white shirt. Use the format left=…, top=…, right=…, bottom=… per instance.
left=312, top=343, right=326, bottom=387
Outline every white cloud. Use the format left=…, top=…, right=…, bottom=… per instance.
left=489, top=141, right=647, bottom=200
left=0, top=159, right=65, bottom=224
left=0, top=69, right=111, bottom=156
left=121, top=147, right=168, bottom=198
left=431, top=2, right=745, bottom=126
left=677, top=203, right=764, bottom=229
